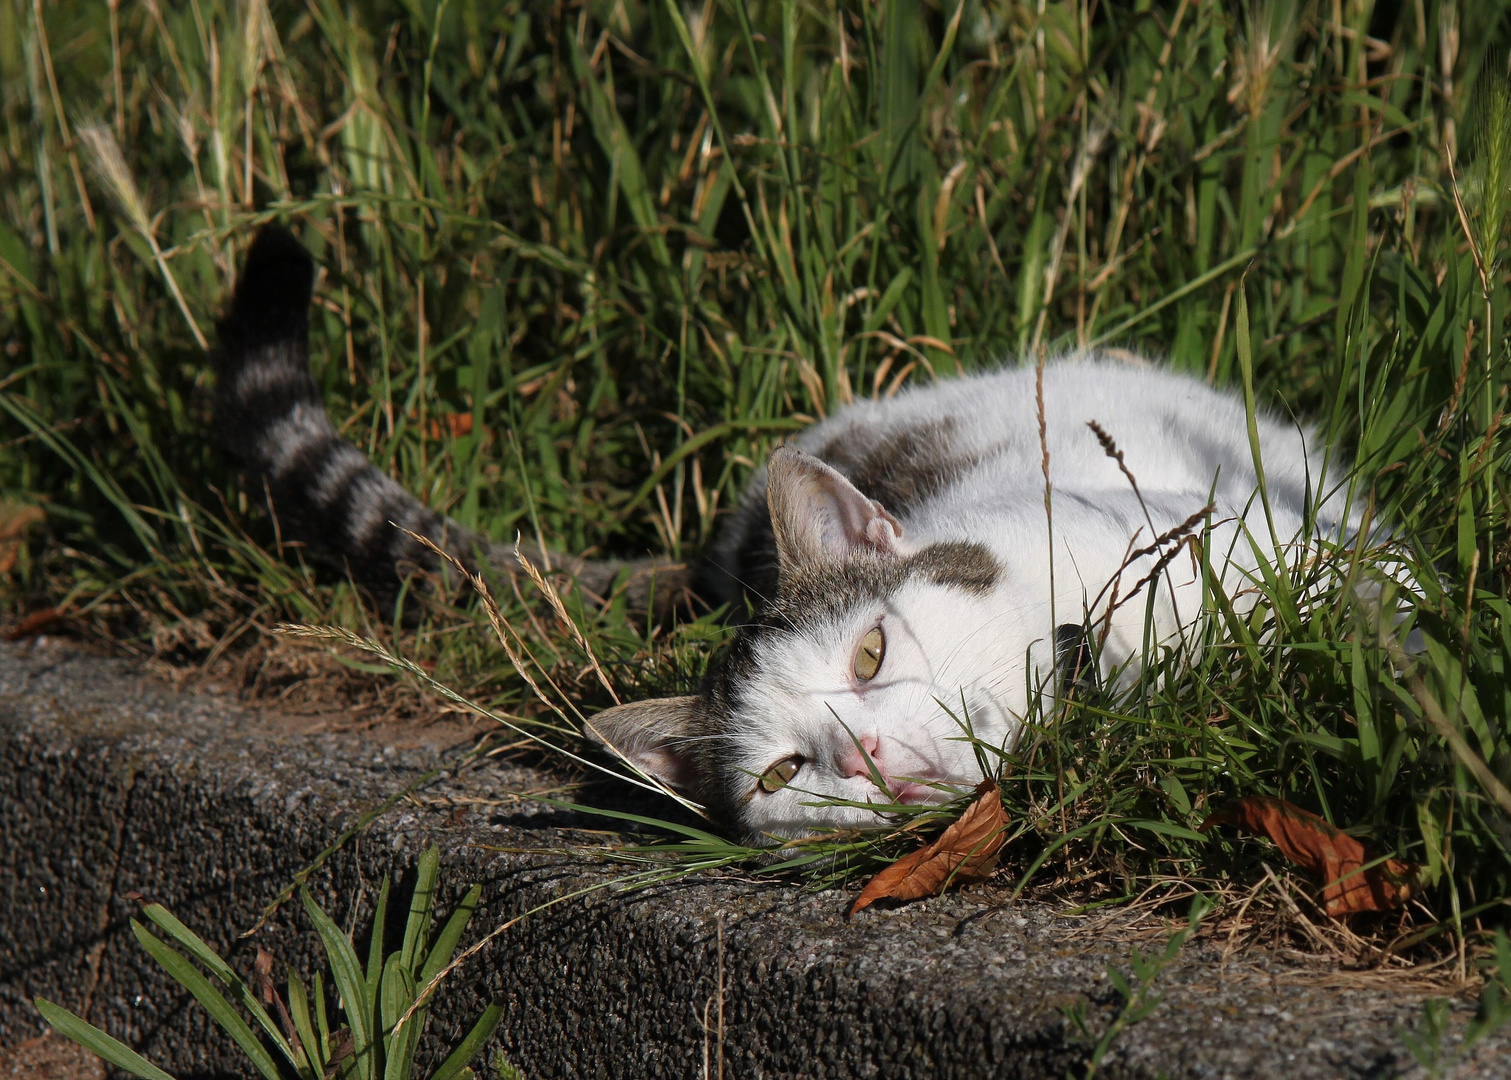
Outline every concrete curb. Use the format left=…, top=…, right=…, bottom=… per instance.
left=0, top=639, right=1492, bottom=1078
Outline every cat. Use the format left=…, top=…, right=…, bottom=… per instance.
left=213, top=226, right=693, bottom=619
left=216, top=225, right=1362, bottom=841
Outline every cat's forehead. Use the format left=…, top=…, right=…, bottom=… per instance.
left=773, top=539, right=1000, bottom=629
left=705, top=539, right=1002, bottom=708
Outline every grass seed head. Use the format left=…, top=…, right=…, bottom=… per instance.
left=1470, top=63, right=1511, bottom=280
left=76, top=123, right=151, bottom=238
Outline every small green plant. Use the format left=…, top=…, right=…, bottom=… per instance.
left=1060, top=898, right=1209, bottom=1079
left=1400, top=930, right=1511, bottom=1078
left=36, top=845, right=504, bottom=1080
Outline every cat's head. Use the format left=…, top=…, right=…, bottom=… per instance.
left=588, top=447, right=1039, bottom=841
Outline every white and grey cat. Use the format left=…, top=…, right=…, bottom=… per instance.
left=216, top=227, right=1361, bottom=842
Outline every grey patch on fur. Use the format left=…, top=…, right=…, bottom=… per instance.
left=344, top=470, right=406, bottom=548
left=234, top=347, right=312, bottom=398
left=311, top=443, right=372, bottom=508
left=908, top=540, right=1001, bottom=594
left=259, top=405, right=335, bottom=476
left=1060, top=490, right=1141, bottom=538
left=818, top=417, right=977, bottom=516
left=701, top=419, right=983, bottom=611
left=756, top=541, right=999, bottom=634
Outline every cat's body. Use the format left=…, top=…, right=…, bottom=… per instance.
left=217, top=227, right=1360, bottom=842
left=619, top=362, right=1358, bottom=838
left=708, top=356, right=1351, bottom=613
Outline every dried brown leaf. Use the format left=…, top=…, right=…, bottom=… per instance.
left=253, top=947, right=300, bottom=1048
left=1200, top=795, right=1415, bottom=916
left=0, top=502, right=44, bottom=575
left=324, top=1029, right=354, bottom=1080
left=254, top=948, right=276, bottom=1004
left=3, top=607, right=66, bottom=641
left=408, top=409, right=475, bottom=439
left=848, top=780, right=1007, bottom=916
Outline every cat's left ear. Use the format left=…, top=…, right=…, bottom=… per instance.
left=584, top=696, right=706, bottom=794
left=766, top=446, right=901, bottom=571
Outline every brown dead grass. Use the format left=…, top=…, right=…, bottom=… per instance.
left=0, top=1033, right=104, bottom=1080
left=1040, top=868, right=1481, bottom=1000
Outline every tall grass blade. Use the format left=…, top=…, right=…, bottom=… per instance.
left=34, top=1000, right=178, bottom=1080
left=129, top=921, right=285, bottom=1080
left=428, top=1002, right=503, bottom=1080
left=302, top=886, right=376, bottom=1080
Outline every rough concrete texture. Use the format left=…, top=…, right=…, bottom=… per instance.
left=0, top=637, right=1502, bottom=1079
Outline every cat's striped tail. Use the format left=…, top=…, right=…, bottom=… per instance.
left=213, top=225, right=695, bottom=618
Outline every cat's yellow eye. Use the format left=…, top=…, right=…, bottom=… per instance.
left=757, top=756, right=802, bottom=793
left=853, top=625, right=886, bottom=681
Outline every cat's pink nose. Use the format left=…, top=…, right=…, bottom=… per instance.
left=840, top=734, right=883, bottom=779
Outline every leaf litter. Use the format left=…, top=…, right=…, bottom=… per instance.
left=0, top=501, right=43, bottom=575
left=849, top=780, right=1008, bottom=916
left=1200, top=795, right=1416, bottom=918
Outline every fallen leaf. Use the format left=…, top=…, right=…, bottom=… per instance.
left=254, top=947, right=301, bottom=1048
left=254, top=948, right=276, bottom=1005
left=849, top=779, right=1007, bottom=916
left=408, top=410, right=475, bottom=439
left=0, top=502, right=44, bottom=574
left=1200, top=795, right=1415, bottom=916
left=3, top=607, right=66, bottom=641
left=325, top=1028, right=354, bottom=1078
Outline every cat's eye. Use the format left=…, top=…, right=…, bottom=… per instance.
left=757, top=756, right=802, bottom=793
left=853, top=625, right=886, bottom=681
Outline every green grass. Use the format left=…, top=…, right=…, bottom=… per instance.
left=3, top=0, right=1511, bottom=957
left=38, top=844, right=504, bottom=1080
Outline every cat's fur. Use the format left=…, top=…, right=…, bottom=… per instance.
left=214, top=227, right=695, bottom=617
left=216, top=226, right=1360, bottom=841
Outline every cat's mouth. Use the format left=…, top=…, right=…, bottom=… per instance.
left=889, top=780, right=959, bottom=805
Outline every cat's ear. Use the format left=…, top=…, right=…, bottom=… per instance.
left=766, top=446, right=901, bottom=571
left=584, top=696, right=705, bottom=792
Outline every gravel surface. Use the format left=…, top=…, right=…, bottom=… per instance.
left=0, top=637, right=1500, bottom=1079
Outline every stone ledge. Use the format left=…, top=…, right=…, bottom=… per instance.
left=0, top=638, right=1494, bottom=1078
